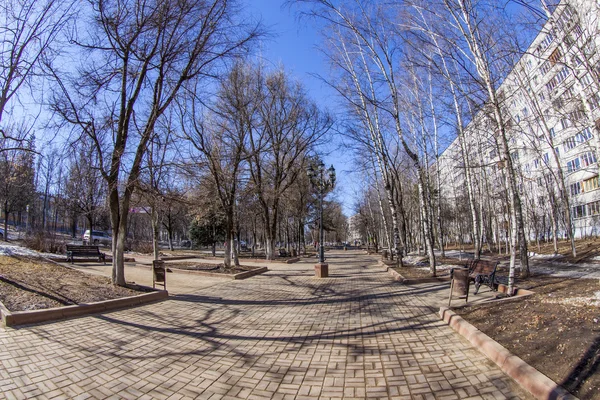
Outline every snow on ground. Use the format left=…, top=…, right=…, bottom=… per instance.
left=0, top=243, right=56, bottom=258
left=440, top=250, right=474, bottom=259
left=543, top=290, right=600, bottom=307
left=530, top=253, right=565, bottom=260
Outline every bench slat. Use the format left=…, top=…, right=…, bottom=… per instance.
left=66, top=245, right=106, bottom=264
left=466, top=260, right=499, bottom=294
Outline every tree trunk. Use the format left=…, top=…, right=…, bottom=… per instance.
left=151, top=205, right=159, bottom=261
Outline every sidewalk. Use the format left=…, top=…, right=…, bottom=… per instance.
left=0, top=250, right=532, bottom=399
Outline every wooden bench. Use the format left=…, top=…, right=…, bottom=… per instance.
left=66, top=245, right=106, bottom=264
left=466, top=259, right=499, bottom=294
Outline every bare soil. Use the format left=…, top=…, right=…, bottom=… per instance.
left=445, top=237, right=600, bottom=264
left=164, top=262, right=261, bottom=274
left=456, top=274, right=600, bottom=399
left=387, top=256, right=464, bottom=279
left=391, top=253, right=600, bottom=398
left=0, top=255, right=147, bottom=312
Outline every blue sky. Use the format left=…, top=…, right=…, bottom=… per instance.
left=247, top=1, right=359, bottom=216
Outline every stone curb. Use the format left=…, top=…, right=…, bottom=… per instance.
left=439, top=307, right=578, bottom=400
left=164, top=266, right=269, bottom=280
left=1, top=290, right=168, bottom=327
left=379, top=260, right=450, bottom=284
left=184, top=256, right=300, bottom=264
left=160, top=255, right=201, bottom=261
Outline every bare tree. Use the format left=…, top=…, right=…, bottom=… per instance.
left=51, top=0, right=259, bottom=285
left=0, top=0, right=74, bottom=149
left=247, top=68, right=332, bottom=260
left=181, top=62, right=257, bottom=268
left=297, top=0, right=437, bottom=273
left=438, top=0, right=530, bottom=286
left=0, top=141, right=36, bottom=240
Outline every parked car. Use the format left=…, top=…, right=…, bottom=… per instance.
left=0, top=227, right=4, bottom=240
left=82, top=230, right=112, bottom=246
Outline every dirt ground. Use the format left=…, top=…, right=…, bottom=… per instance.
left=164, top=261, right=261, bottom=274
left=396, top=253, right=600, bottom=399
left=0, top=255, right=148, bottom=312
left=457, top=276, right=600, bottom=400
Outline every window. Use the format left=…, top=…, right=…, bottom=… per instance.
left=561, top=118, right=572, bottom=130
left=576, top=127, right=593, bottom=143
left=589, top=94, right=600, bottom=110
left=571, top=109, right=586, bottom=122
left=572, top=204, right=587, bottom=219
left=567, top=157, right=581, bottom=172
left=562, top=86, right=574, bottom=100
left=538, top=33, right=554, bottom=53
left=582, top=151, right=597, bottom=167
left=554, top=147, right=560, bottom=156
left=511, top=150, right=519, bottom=161
left=564, top=137, right=576, bottom=152
left=549, top=127, right=556, bottom=138
left=581, top=73, right=592, bottom=87
left=539, top=92, right=546, bottom=101
left=570, top=181, right=582, bottom=196
left=549, top=48, right=562, bottom=65
left=583, top=176, right=599, bottom=192
left=540, top=60, right=552, bottom=75
left=589, top=200, right=600, bottom=215
left=534, top=159, right=540, bottom=169
left=543, top=152, right=550, bottom=164
left=565, top=34, right=575, bottom=47
left=555, top=66, right=570, bottom=84
left=584, top=40, right=596, bottom=57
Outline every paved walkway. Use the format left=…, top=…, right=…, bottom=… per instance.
left=0, top=251, right=531, bottom=399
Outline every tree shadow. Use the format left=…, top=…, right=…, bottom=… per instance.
left=0, top=275, right=77, bottom=306
left=561, top=335, right=600, bottom=398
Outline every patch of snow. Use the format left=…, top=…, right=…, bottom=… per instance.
left=441, top=250, right=474, bottom=259
left=0, top=243, right=55, bottom=258
left=531, top=253, right=564, bottom=260
left=403, top=255, right=427, bottom=264
left=543, top=295, right=600, bottom=307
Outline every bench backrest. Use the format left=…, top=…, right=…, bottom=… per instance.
left=468, top=260, right=498, bottom=275
left=66, top=245, right=101, bottom=253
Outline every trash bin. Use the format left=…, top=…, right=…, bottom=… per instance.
left=153, top=260, right=166, bottom=290
left=448, top=267, right=469, bottom=306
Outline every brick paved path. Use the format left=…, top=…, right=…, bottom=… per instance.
left=0, top=251, right=531, bottom=399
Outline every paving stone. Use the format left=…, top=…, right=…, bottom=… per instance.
left=0, top=252, right=533, bottom=399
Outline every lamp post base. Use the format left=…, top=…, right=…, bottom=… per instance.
left=314, top=263, right=329, bottom=278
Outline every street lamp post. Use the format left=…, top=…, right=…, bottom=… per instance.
left=307, top=161, right=335, bottom=277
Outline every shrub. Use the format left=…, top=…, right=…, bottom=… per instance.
left=23, top=232, right=67, bottom=254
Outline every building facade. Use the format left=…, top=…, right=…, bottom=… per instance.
left=437, top=0, right=600, bottom=241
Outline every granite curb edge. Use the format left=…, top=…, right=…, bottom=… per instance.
left=439, top=306, right=577, bottom=400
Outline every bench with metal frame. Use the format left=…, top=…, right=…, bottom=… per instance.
left=66, top=245, right=106, bottom=264
left=466, top=259, right=500, bottom=294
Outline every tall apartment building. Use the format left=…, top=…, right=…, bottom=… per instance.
left=437, top=0, right=600, bottom=241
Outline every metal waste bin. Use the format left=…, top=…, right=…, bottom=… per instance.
left=448, top=267, right=470, bottom=306
left=153, top=260, right=166, bottom=290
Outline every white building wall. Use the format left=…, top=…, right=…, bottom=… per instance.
left=438, top=0, right=600, bottom=239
